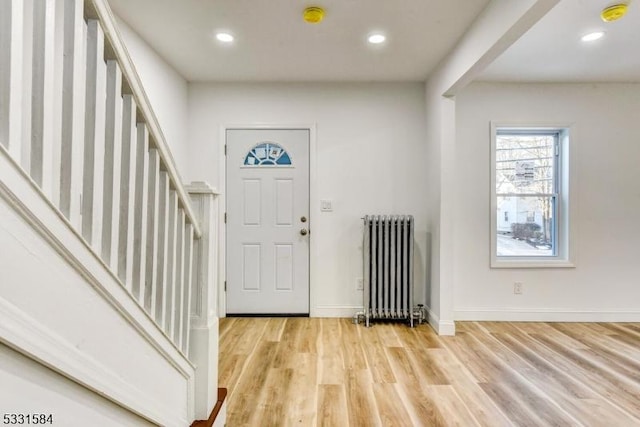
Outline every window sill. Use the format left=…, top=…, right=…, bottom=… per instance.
left=491, top=258, right=575, bottom=269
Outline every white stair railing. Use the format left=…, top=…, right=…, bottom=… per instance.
left=0, top=0, right=201, bottom=357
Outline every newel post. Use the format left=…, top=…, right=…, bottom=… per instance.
left=186, top=181, right=220, bottom=420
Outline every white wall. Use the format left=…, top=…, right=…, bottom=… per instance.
left=0, top=344, right=153, bottom=427
left=115, top=17, right=189, bottom=176
left=422, top=85, right=444, bottom=328
left=454, top=82, right=640, bottom=320
left=187, top=83, right=428, bottom=316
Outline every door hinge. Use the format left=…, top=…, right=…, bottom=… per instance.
left=224, top=281, right=227, bottom=292
left=555, top=143, right=559, bottom=156
left=224, top=144, right=227, bottom=156
left=224, top=212, right=227, bottom=223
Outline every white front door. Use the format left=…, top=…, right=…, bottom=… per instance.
left=226, top=129, right=310, bottom=314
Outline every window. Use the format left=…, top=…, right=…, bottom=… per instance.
left=526, top=211, right=535, bottom=223
left=243, top=142, right=292, bottom=166
left=491, top=125, right=574, bottom=268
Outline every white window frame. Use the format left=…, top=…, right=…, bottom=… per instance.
left=490, top=122, right=576, bottom=268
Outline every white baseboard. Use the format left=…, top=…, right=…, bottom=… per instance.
left=454, top=308, right=640, bottom=322
left=311, top=305, right=364, bottom=318
left=427, top=309, right=456, bottom=336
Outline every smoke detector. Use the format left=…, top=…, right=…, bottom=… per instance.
left=303, top=7, right=325, bottom=24
left=601, top=3, right=629, bottom=22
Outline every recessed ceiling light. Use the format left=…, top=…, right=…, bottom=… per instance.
left=367, top=33, right=386, bottom=44
left=581, top=31, right=604, bottom=42
left=216, top=32, right=234, bottom=43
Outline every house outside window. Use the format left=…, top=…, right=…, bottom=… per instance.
left=491, top=124, right=575, bottom=268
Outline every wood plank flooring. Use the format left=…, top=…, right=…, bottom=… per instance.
left=219, top=318, right=640, bottom=426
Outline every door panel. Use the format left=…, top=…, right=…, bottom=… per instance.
left=226, top=129, right=310, bottom=314
left=275, top=179, right=294, bottom=225
left=242, top=244, right=261, bottom=291
left=275, top=244, right=294, bottom=291
left=243, top=179, right=261, bottom=225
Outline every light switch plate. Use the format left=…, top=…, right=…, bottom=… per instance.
left=320, top=199, right=333, bottom=212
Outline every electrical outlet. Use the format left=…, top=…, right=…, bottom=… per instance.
left=514, top=282, right=523, bottom=295
left=356, top=278, right=364, bottom=291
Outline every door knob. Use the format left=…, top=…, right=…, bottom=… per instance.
left=300, top=216, right=307, bottom=223
left=300, top=228, right=308, bottom=236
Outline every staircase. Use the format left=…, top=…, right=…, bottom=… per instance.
left=0, top=0, right=221, bottom=425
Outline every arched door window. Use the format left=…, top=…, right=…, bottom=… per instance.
left=243, top=142, right=292, bottom=166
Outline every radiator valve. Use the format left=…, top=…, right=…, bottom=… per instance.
left=413, top=304, right=427, bottom=325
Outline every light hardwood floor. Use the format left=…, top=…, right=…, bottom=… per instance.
left=219, top=318, right=640, bottom=426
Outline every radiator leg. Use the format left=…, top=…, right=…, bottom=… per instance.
left=365, top=311, right=371, bottom=328
left=353, top=312, right=365, bottom=325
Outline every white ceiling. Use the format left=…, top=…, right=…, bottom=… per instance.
left=108, top=0, right=640, bottom=84
left=107, top=0, right=490, bottom=82
left=480, top=0, right=640, bottom=82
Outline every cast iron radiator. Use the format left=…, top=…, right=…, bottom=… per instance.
left=362, top=215, right=416, bottom=327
